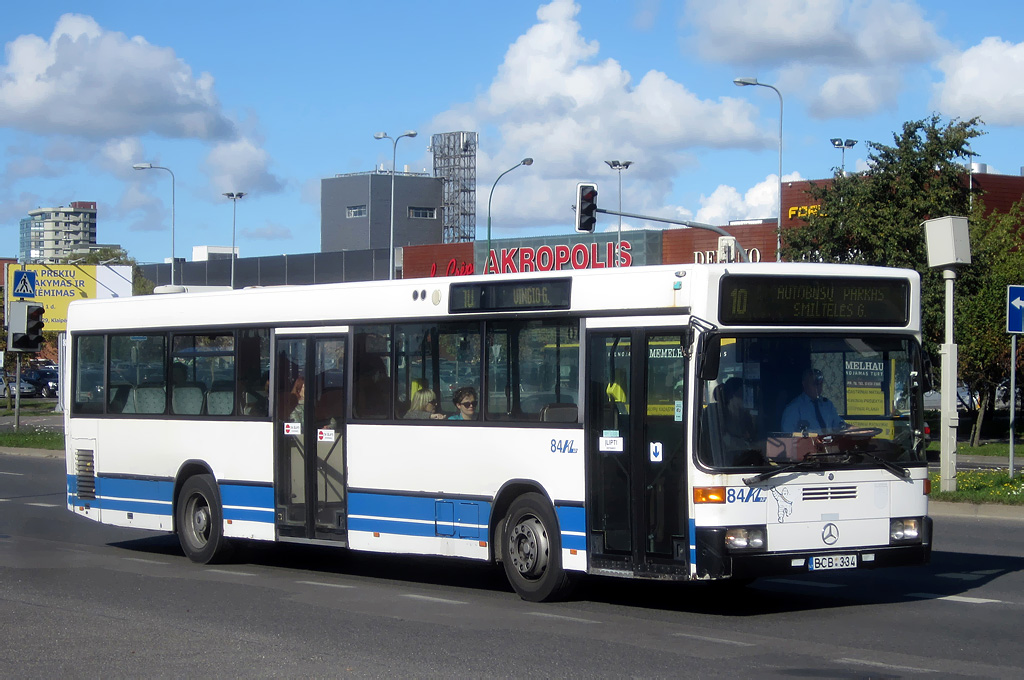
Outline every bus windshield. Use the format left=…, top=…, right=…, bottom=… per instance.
left=697, top=334, right=927, bottom=471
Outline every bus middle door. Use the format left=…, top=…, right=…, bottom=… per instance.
left=586, top=330, right=690, bottom=576
left=273, top=331, right=348, bottom=543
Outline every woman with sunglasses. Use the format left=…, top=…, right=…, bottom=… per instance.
left=404, top=388, right=445, bottom=420
left=448, top=386, right=478, bottom=420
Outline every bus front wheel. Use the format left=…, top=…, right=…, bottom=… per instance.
left=501, top=493, right=572, bottom=602
left=176, top=474, right=230, bottom=564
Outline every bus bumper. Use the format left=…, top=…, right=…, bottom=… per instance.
left=696, top=516, right=932, bottom=580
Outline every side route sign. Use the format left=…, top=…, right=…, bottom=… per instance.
left=1008, top=285, right=1024, bottom=334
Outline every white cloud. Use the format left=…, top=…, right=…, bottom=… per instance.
left=0, top=14, right=235, bottom=140
left=685, top=0, right=945, bottom=119
left=203, top=137, right=285, bottom=197
left=674, top=171, right=803, bottom=226
left=808, top=70, right=901, bottom=118
left=432, top=0, right=766, bottom=231
left=936, top=37, right=1024, bottom=125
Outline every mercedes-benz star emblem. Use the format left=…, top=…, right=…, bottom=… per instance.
left=822, top=523, right=840, bottom=545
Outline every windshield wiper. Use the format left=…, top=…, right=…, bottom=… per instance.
left=742, top=454, right=833, bottom=486
left=856, top=451, right=910, bottom=479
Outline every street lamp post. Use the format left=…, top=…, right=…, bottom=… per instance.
left=132, top=162, right=176, bottom=284
left=223, top=192, right=246, bottom=289
left=374, top=130, right=418, bottom=280
left=733, top=77, right=783, bottom=261
left=830, top=138, right=858, bottom=174
left=485, top=158, right=533, bottom=275
left=604, top=160, right=633, bottom=266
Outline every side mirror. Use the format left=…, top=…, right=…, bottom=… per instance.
left=699, top=335, right=721, bottom=381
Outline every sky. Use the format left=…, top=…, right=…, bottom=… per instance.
left=2, top=0, right=1024, bottom=265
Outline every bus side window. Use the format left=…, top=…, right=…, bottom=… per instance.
left=353, top=325, right=392, bottom=419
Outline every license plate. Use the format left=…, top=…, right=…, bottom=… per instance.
left=809, top=554, right=857, bottom=571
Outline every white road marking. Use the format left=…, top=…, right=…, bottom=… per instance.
left=908, top=593, right=1003, bottom=604
left=528, top=612, right=599, bottom=624
left=0, top=471, right=23, bottom=476
left=26, top=502, right=60, bottom=508
left=401, top=594, right=467, bottom=605
left=296, top=580, right=355, bottom=589
left=839, top=657, right=936, bottom=673
left=205, top=568, right=256, bottom=576
left=673, top=632, right=756, bottom=647
left=122, top=557, right=168, bottom=565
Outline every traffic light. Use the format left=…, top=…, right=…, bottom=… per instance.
left=8, top=302, right=45, bottom=353
left=575, top=183, right=598, bottom=233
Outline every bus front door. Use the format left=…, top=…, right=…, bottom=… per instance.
left=274, top=334, right=348, bottom=543
left=586, top=331, right=690, bottom=576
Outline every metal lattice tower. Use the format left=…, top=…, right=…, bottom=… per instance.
left=431, top=131, right=478, bottom=243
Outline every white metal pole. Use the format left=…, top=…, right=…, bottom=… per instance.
left=1011, top=334, right=1017, bottom=479
left=940, top=269, right=959, bottom=492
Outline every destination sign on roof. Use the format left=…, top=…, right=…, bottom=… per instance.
left=718, top=275, right=910, bottom=326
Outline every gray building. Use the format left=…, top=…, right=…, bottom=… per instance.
left=321, top=171, right=443, bottom=253
left=20, top=201, right=98, bottom=262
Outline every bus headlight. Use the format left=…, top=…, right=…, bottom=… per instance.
left=724, top=526, right=767, bottom=552
left=890, top=517, right=922, bottom=544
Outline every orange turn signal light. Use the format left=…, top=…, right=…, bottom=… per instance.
left=693, top=486, right=727, bottom=504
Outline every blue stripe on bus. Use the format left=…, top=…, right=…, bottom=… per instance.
left=65, top=474, right=273, bottom=523
left=689, top=518, right=697, bottom=566
left=220, top=483, right=274, bottom=510
left=555, top=504, right=587, bottom=551
left=348, top=492, right=493, bottom=541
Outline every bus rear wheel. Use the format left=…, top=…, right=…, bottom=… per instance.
left=176, top=474, right=230, bottom=564
left=501, top=493, right=572, bottom=602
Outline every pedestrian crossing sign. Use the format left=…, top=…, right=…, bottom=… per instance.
left=12, top=270, right=36, bottom=298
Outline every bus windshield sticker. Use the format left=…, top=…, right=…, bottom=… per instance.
left=600, top=436, right=623, bottom=452
left=649, top=442, right=663, bottom=462
left=317, top=429, right=335, bottom=442
left=284, top=423, right=301, bottom=436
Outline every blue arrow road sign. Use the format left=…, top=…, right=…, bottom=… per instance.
left=1008, top=285, right=1024, bottom=334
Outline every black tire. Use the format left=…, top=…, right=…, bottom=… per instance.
left=176, top=474, right=230, bottom=564
left=501, top=493, right=573, bottom=602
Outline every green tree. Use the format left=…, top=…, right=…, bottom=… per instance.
left=782, top=115, right=984, bottom=352
left=62, top=246, right=155, bottom=296
left=955, top=200, right=1024, bottom=445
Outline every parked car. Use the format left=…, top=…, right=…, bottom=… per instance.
left=23, top=368, right=59, bottom=398
left=0, top=375, right=37, bottom=398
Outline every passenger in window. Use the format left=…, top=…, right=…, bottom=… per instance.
left=781, top=368, right=846, bottom=434
left=719, top=378, right=761, bottom=464
left=448, top=386, right=478, bottom=420
left=288, top=377, right=305, bottom=422
left=404, top=388, right=445, bottom=420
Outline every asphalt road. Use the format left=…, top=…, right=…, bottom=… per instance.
left=4, top=452, right=1024, bottom=678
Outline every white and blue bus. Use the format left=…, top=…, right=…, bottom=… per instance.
left=64, top=263, right=931, bottom=601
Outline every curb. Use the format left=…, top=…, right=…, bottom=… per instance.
left=929, top=500, right=1024, bottom=521
left=0, top=447, right=63, bottom=459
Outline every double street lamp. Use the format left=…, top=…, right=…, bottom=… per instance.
left=830, top=138, right=858, bottom=174
left=132, top=162, right=176, bottom=284
left=733, top=77, right=783, bottom=261
left=374, top=130, right=418, bottom=280
left=485, top=158, right=533, bottom=275
left=604, top=160, right=633, bottom=266
left=223, top=192, right=246, bottom=289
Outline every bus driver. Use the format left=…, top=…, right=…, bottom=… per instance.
left=781, top=368, right=846, bottom=434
